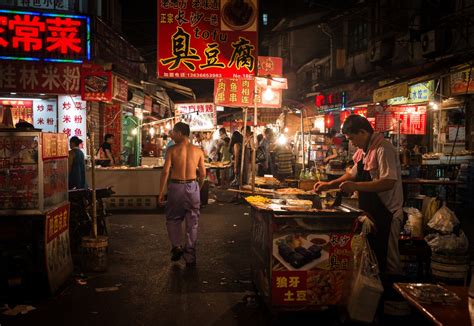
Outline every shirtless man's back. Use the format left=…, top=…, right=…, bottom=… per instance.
left=159, top=122, right=205, bottom=266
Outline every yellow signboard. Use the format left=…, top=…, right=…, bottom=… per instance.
left=373, top=83, right=408, bottom=103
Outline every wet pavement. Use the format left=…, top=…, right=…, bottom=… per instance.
left=0, top=191, right=430, bottom=326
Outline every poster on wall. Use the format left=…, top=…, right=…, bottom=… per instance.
left=0, top=135, right=40, bottom=210
left=45, top=203, right=73, bottom=293
left=257, top=56, right=283, bottom=77
left=58, top=95, right=87, bottom=154
left=33, top=99, right=57, bottom=133
left=112, top=76, right=129, bottom=102
left=175, top=103, right=216, bottom=131
left=450, top=68, right=474, bottom=95
left=157, top=0, right=258, bottom=79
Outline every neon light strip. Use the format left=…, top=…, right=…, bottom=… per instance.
left=42, top=13, right=88, bottom=19
left=0, top=9, right=40, bottom=16
left=87, top=17, right=91, bottom=60
left=44, top=58, right=83, bottom=63
left=0, top=56, right=40, bottom=61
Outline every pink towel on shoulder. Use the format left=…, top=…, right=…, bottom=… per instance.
left=352, top=133, right=384, bottom=171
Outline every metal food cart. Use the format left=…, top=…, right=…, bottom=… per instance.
left=0, top=130, right=72, bottom=294
left=249, top=201, right=363, bottom=310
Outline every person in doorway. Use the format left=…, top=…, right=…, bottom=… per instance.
left=98, top=134, right=115, bottom=166
left=323, top=130, right=338, bottom=164
left=313, top=115, right=403, bottom=311
left=260, top=128, right=274, bottom=175
left=275, top=143, right=294, bottom=180
left=158, top=122, right=206, bottom=267
left=219, top=137, right=231, bottom=188
left=68, top=136, right=86, bottom=190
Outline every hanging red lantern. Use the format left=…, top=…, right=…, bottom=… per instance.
left=340, top=110, right=350, bottom=124
left=325, top=113, right=334, bottom=129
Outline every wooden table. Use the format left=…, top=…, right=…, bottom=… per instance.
left=394, top=283, right=471, bottom=326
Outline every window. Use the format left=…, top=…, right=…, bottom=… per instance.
left=262, top=13, right=268, bottom=26
left=347, top=19, right=368, bottom=54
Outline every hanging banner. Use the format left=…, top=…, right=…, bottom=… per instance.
left=103, top=104, right=122, bottom=158
left=387, top=81, right=434, bottom=105
left=258, top=56, right=283, bottom=77
left=112, top=76, right=128, bottom=103
left=157, top=0, right=258, bottom=79
left=33, top=99, right=57, bottom=132
left=58, top=95, right=87, bottom=154
left=450, top=68, right=474, bottom=95
left=375, top=106, right=427, bottom=135
left=214, top=78, right=282, bottom=108
left=0, top=61, right=81, bottom=94
left=0, top=9, right=89, bottom=62
left=80, top=65, right=113, bottom=102
left=175, top=103, right=216, bottom=131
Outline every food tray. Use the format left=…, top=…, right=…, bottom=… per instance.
left=273, top=235, right=329, bottom=271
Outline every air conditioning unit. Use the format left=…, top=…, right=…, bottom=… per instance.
left=421, top=28, right=453, bottom=57
left=368, top=39, right=393, bottom=63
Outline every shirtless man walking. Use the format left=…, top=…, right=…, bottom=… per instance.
left=159, top=122, right=206, bottom=266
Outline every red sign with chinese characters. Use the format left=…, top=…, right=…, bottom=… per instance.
left=45, top=203, right=69, bottom=243
left=80, top=65, right=113, bottom=102
left=103, top=104, right=122, bottom=158
left=112, top=75, right=128, bottom=103
left=315, top=92, right=346, bottom=108
left=375, top=105, right=426, bottom=135
left=214, top=78, right=282, bottom=108
left=0, top=9, right=90, bottom=62
left=157, top=0, right=258, bottom=79
left=175, top=103, right=216, bottom=131
left=0, top=61, right=80, bottom=94
left=257, top=56, right=282, bottom=77
left=272, top=271, right=308, bottom=305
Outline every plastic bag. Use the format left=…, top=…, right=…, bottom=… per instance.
left=403, top=207, right=423, bottom=238
left=347, top=236, right=383, bottom=323
left=427, top=204, right=459, bottom=234
left=425, top=231, right=469, bottom=255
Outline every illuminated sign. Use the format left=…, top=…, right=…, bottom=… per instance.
left=157, top=0, right=258, bottom=79
left=0, top=9, right=90, bottom=63
left=315, top=92, right=346, bottom=108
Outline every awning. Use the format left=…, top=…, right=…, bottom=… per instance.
left=143, top=79, right=196, bottom=100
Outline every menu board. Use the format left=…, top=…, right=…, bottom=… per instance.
left=271, top=232, right=359, bottom=306
left=42, top=133, right=69, bottom=160
left=375, top=106, right=427, bottom=135
left=33, top=99, right=57, bottom=133
left=175, top=103, right=216, bottom=131
left=0, top=135, right=40, bottom=210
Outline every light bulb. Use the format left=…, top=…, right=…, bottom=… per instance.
left=165, top=122, right=171, bottom=130
left=284, top=127, right=289, bottom=133
left=263, top=87, right=274, bottom=101
left=277, top=134, right=287, bottom=145
left=149, top=127, right=155, bottom=136
left=131, top=128, right=138, bottom=136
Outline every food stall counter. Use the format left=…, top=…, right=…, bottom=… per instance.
left=86, top=166, right=164, bottom=210
left=247, top=196, right=364, bottom=311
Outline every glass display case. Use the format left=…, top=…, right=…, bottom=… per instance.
left=0, top=130, right=68, bottom=215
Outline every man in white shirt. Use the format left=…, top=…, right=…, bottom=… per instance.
left=314, top=115, right=403, bottom=276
